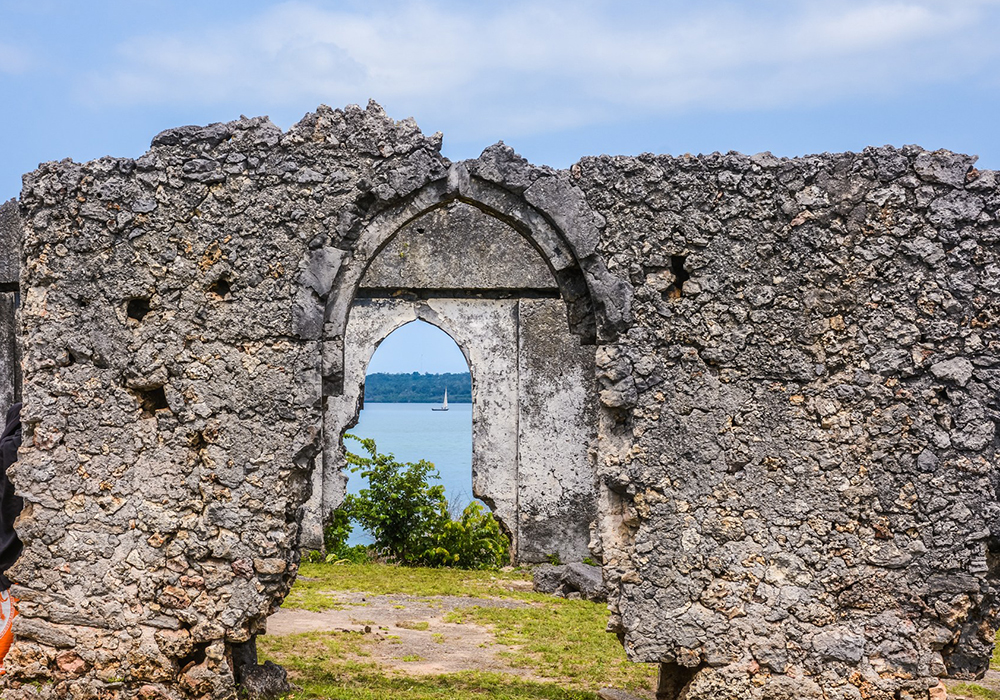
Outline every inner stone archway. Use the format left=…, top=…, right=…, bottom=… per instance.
left=356, top=319, right=474, bottom=504
left=311, top=201, right=600, bottom=563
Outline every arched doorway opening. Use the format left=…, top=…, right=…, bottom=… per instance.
left=345, top=319, right=478, bottom=548
left=312, top=197, right=601, bottom=564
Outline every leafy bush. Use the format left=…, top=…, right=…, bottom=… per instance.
left=322, top=507, right=370, bottom=564
left=337, top=434, right=509, bottom=569
left=302, top=508, right=370, bottom=565
left=342, top=434, right=449, bottom=564
left=422, top=501, right=510, bottom=569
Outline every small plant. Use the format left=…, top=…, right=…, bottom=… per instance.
left=321, top=507, right=370, bottom=564
left=582, top=556, right=598, bottom=567
left=546, top=553, right=562, bottom=566
left=423, top=502, right=510, bottom=570
left=342, top=434, right=449, bottom=565
left=334, top=434, right=510, bottom=569
left=396, top=620, right=429, bottom=631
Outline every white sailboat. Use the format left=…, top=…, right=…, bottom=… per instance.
left=432, top=387, right=449, bottom=411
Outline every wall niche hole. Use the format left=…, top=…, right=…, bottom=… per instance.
left=177, top=641, right=210, bottom=674
left=188, top=430, right=206, bottom=450
left=207, top=277, right=232, bottom=299
left=127, top=297, right=151, bottom=322
left=134, top=386, right=169, bottom=417
left=664, top=255, right=690, bottom=300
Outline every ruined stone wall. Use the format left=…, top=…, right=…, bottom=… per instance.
left=3, top=106, right=451, bottom=699
left=0, top=199, right=22, bottom=415
left=2, top=102, right=998, bottom=700
left=579, top=148, right=1000, bottom=698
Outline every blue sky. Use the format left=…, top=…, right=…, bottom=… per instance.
left=367, top=321, right=468, bottom=374
left=3, top=0, right=1000, bottom=373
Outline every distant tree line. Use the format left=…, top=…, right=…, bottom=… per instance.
left=363, top=372, right=472, bottom=403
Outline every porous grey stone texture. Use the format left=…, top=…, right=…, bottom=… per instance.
left=0, top=102, right=997, bottom=700
left=0, top=199, right=22, bottom=414
left=533, top=562, right=606, bottom=601
left=0, top=199, right=22, bottom=283
left=581, top=147, right=1000, bottom=699
left=239, top=660, right=292, bottom=700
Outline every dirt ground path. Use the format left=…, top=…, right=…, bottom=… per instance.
left=266, top=591, right=545, bottom=679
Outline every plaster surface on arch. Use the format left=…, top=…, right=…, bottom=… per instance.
left=321, top=169, right=604, bottom=392
left=360, top=201, right=556, bottom=291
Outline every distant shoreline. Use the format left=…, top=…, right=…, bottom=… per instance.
left=363, top=372, right=472, bottom=403
left=364, top=400, right=472, bottom=404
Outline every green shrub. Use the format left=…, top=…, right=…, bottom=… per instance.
left=322, top=507, right=371, bottom=564
left=423, top=502, right=510, bottom=570
left=342, top=434, right=449, bottom=564
left=337, top=434, right=509, bottom=569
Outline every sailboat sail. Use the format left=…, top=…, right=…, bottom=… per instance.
left=432, top=387, right=449, bottom=411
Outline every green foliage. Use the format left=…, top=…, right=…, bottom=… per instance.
left=546, top=553, right=562, bottom=566
left=300, top=550, right=325, bottom=564
left=423, top=502, right=510, bottom=570
left=324, top=506, right=353, bottom=552
left=364, top=372, right=471, bottom=403
left=343, top=434, right=448, bottom=564
left=339, top=434, right=509, bottom=569
left=322, top=507, right=371, bottom=564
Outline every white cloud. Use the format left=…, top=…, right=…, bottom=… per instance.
left=77, top=0, right=1000, bottom=138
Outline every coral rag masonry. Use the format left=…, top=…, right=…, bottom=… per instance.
left=0, top=102, right=996, bottom=699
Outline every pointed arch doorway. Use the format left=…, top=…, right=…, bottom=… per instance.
left=347, top=319, right=476, bottom=547
left=315, top=197, right=600, bottom=564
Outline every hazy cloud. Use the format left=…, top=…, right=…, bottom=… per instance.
left=78, top=0, right=1000, bottom=137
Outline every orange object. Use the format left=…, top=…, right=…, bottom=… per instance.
left=0, top=588, right=17, bottom=674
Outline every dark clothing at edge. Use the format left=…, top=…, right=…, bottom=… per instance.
left=0, top=403, right=23, bottom=591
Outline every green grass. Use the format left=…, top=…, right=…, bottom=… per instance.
left=264, top=666, right=602, bottom=700
left=284, top=585, right=348, bottom=612
left=397, top=620, right=430, bottom=631
left=944, top=630, right=1000, bottom=700
left=262, top=562, right=657, bottom=699
left=259, top=631, right=605, bottom=699
left=444, top=600, right=653, bottom=692
left=291, top=562, right=537, bottom=598
left=952, top=684, right=1000, bottom=700
left=284, top=562, right=553, bottom=612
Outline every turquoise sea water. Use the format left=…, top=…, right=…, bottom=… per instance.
left=345, top=402, right=473, bottom=545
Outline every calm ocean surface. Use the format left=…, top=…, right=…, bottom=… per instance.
left=345, top=402, right=473, bottom=545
